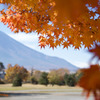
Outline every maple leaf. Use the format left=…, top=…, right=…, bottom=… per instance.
left=78, top=65, right=100, bottom=100
left=39, top=42, right=46, bottom=48
left=89, top=44, right=100, bottom=61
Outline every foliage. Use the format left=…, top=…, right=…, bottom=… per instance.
left=32, top=70, right=42, bottom=83
left=64, top=71, right=83, bottom=86
left=30, top=76, right=38, bottom=84
left=89, top=44, right=100, bottom=61
left=39, top=72, right=48, bottom=86
left=0, top=0, right=100, bottom=49
left=64, top=73, right=69, bottom=85
left=56, top=68, right=69, bottom=85
left=0, top=62, right=5, bottom=80
left=64, top=73, right=77, bottom=87
left=13, top=74, right=22, bottom=86
left=78, top=65, right=100, bottom=100
left=0, top=62, right=5, bottom=71
left=67, top=74, right=77, bottom=87
left=48, top=69, right=69, bottom=85
left=5, top=64, right=29, bottom=83
left=48, top=70, right=60, bottom=85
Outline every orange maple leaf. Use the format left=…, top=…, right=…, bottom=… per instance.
left=89, top=44, right=100, bottom=61
left=78, top=65, right=100, bottom=100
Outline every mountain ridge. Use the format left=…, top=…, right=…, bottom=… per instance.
left=0, top=31, right=78, bottom=71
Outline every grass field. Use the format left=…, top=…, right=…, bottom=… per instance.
left=0, top=84, right=82, bottom=92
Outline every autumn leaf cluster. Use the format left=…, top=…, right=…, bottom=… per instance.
left=0, top=0, right=100, bottom=48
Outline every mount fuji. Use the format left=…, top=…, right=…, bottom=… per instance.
left=0, top=31, right=78, bottom=71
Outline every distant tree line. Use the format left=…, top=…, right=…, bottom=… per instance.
left=30, top=68, right=82, bottom=87
left=0, top=63, right=82, bottom=87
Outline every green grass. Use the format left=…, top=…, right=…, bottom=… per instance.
left=0, top=84, right=82, bottom=92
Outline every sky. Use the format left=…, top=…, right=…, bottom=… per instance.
left=0, top=22, right=94, bottom=68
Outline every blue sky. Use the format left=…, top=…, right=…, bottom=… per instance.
left=0, top=22, right=93, bottom=68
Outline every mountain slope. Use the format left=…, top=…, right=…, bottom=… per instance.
left=0, top=31, right=78, bottom=71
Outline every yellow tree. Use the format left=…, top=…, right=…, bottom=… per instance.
left=0, top=0, right=100, bottom=99
left=47, top=69, right=61, bottom=85
left=48, top=69, right=69, bottom=85
left=5, top=64, right=29, bottom=83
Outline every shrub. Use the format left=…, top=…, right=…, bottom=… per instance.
left=58, top=80, right=65, bottom=86
left=13, top=74, right=22, bottom=86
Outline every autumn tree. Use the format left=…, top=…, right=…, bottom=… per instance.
left=7, top=64, right=12, bottom=68
left=5, top=64, right=29, bottom=83
left=47, top=70, right=60, bottom=86
left=32, top=70, right=42, bottom=83
left=0, top=0, right=100, bottom=99
left=56, top=68, right=69, bottom=85
left=48, top=69, right=69, bottom=85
